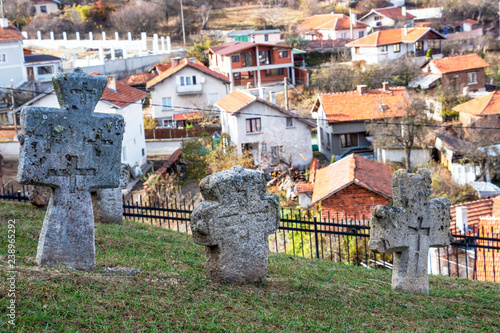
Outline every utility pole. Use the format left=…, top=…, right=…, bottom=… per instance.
left=284, top=77, right=289, bottom=111
left=10, top=80, right=18, bottom=136
left=180, top=0, right=186, bottom=47
left=1, top=0, right=4, bottom=20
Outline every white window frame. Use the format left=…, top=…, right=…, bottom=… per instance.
left=394, top=43, right=400, bottom=53
left=341, top=33, right=347, bottom=40
left=468, top=72, right=478, bottom=85
left=380, top=45, right=388, bottom=53
left=0, top=54, right=6, bottom=63
left=162, top=97, right=172, bottom=110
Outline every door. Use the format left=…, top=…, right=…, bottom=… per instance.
left=27, top=67, right=34, bottom=81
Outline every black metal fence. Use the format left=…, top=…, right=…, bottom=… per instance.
left=3, top=186, right=500, bottom=283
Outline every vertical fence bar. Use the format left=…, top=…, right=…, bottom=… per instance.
left=313, top=216, right=319, bottom=259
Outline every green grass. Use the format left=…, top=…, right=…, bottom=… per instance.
left=1, top=201, right=500, bottom=332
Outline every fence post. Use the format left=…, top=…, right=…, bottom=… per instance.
left=153, top=129, right=156, bottom=140
left=314, top=216, right=320, bottom=259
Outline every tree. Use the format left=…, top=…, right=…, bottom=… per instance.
left=198, top=2, right=212, bottom=30
left=370, top=93, right=433, bottom=170
left=110, top=2, right=165, bottom=34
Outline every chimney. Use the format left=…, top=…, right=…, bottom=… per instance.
left=402, top=6, right=406, bottom=17
left=107, top=76, right=117, bottom=92
left=404, top=25, right=408, bottom=36
left=1, top=19, right=8, bottom=29
left=456, top=206, right=468, bottom=233
left=251, top=35, right=256, bottom=43
left=269, top=91, right=276, bottom=105
left=258, top=86, right=265, bottom=99
left=382, top=81, right=390, bottom=91
left=171, top=57, right=182, bottom=68
left=351, top=13, right=357, bottom=26
left=357, top=85, right=367, bottom=95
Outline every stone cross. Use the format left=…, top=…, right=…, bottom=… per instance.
left=369, top=169, right=452, bottom=294
left=17, top=68, right=125, bottom=270
left=191, top=166, right=280, bottom=283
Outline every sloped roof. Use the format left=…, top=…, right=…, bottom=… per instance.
left=311, top=154, right=393, bottom=204
left=208, top=41, right=293, bottom=56
left=227, top=29, right=281, bottom=36
left=346, top=27, right=445, bottom=47
left=90, top=73, right=148, bottom=108
left=24, top=54, right=61, bottom=63
left=450, top=198, right=494, bottom=232
left=0, top=21, right=25, bottom=41
left=215, top=90, right=316, bottom=127
left=462, top=19, right=479, bottom=25
left=366, top=7, right=416, bottom=20
left=150, top=62, right=172, bottom=74
left=299, top=14, right=368, bottom=31
left=430, top=54, right=489, bottom=74
left=146, top=58, right=230, bottom=89
left=120, top=73, right=157, bottom=86
left=453, top=92, right=500, bottom=116
left=315, top=87, right=409, bottom=123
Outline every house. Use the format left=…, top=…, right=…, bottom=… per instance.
left=360, top=6, right=415, bottom=30
left=298, top=13, right=369, bottom=47
left=453, top=91, right=500, bottom=127
left=417, top=54, right=489, bottom=94
left=295, top=158, right=319, bottom=208
left=207, top=41, right=295, bottom=89
left=145, top=57, right=230, bottom=128
left=24, top=54, right=63, bottom=90
left=346, top=27, right=446, bottom=65
left=17, top=75, right=148, bottom=168
left=407, top=7, right=443, bottom=25
left=308, top=154, right=393, bottom=220
left=119, top=62, right=172, bottom=91
left=226, top=29, right=281, bottom=43
left=0, top=19, right=26, bottom=87
left=215, top=89, right=315, bottom=168
left=311, top=84, right=410, bottom=161
left=31, top=0, right=61, bottom=16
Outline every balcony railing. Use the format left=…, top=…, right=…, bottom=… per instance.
left=176, top=83, right=203, bottom=95
left=415, top=48, right=441, bottom=57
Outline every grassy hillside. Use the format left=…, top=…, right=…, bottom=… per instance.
left=1, top=201, right=499, bottom=332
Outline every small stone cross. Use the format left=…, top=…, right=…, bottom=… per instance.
left=17, top=69, right=124, bottom=270
left=191, top=166, right=280, bottom=283
left=368, top=169, right=452, bottom=294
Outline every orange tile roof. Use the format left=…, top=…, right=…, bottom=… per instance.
left=152, top=63, right=172, bottom=73
left=0, top=21, right=25, bottom=41
left=296, top=183, right=314, bottom=193
left=430, top=54, right=489, bottom=74
left=146, top=58, right=230, bottom=89
left=216, top=90, right=316, bottom=127
left=462, top=19, right=479, bottom=25
left=299, top=14, right=368, bottom=31
left=317, top=87, right=409, bottom=123
left=453, top=92, right=500, bottom=116
left=373, top=7, right=416, bottom=20
left=119, top=73, right=157, bottom=86
left=346, top=27, right=444, bottom=47
left=90, top=73, right=148, bottom=108
left=311, top=154, right=393, bottom=204
left=450, top=198, right=494, bottom=233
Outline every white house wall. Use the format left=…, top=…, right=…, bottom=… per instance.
left=362, top=13, right=396, bottom=28
left=0, top=40, right=26, bottom=87
left=351, top=43, right=414, bottom=64
left=375, top=147, right=431, bottom=168
left=317, top=28, right=367, bottom=40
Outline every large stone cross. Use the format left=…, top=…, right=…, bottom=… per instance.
left=368, top=169, right=452, bottom=294
left=17, top=68, right=125, bottom=270
left=191, top=166, right=280, bottom=283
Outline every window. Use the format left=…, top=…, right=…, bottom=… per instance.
left=394, top=43, right=400, bottom=53
left=241, top=71, right=254, bottom=80
left=122, top=147, right=127, bottom=161
left=208, top=93, right=219, bottom=105
left=133, top=138, right=136, bottom=145
left=286, top=117, right=293, bottom=127
left=242, top=52, right=254, bottom=67
left=162, top=97, right=172, bottom=110
left=185, top=76, right=191, bottom=85
left=264, top=34, right=269, bottom=42
left=266, top=68, right=284, bottom=77
left=341, top=33, right=347, bottom=40
left=355, top=47, right=360, bottom=55
left=326, top=133, right=330, bottom=149
left=380, top=45, right=388, bottom=53
left=142, top=148, right=145, bottom=156
left=374, top=16, right=381, bottom=21
left=246, top=118, right=261, bottom=133
left=180, top=76, right=185, bottom=86
left=279, top=50, right=288, bottom=58
left=40, top=5, right=47, bottom=13
left=37, top=66, right=53, bottom=75
left=0, top=54, right=6, bottom=63
left=468, top=72, right=477, bottom=84
left=258, top=50, right=271, bottom=65
left=231, top=55, right=240, bottom=63
left=359, top=31, right=364, bottom=38
left=192, top=75, right=197, bottom=84
left=162, top=119, right=174, bottom=127
left=340, top=133, right=358, bottom=149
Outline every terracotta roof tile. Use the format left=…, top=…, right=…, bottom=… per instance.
left=373, top=7, right=416, bottom=20
left=146, top=58, right=230, bottom=89
left=91, top=73, right=148, bottom=108
left=299, top=14, right=368, bottom=31
left=311, top=154, right=393, bottom=204
left=0, top=21, right=25, bottom=41
left=317, top=87, right=409, bottom=123
left=450, top=198, right=494, bottom=233
left=462, top=19, right=479, bottom=25
left=119, top=73, right=157, bottom=86
left=296, top=183, right=314, bottom=193
left=431, top=54, right=489, bottom=74
left=453, top=91, right=500, bottom=116
left=347, top=27, right=444, bottom=47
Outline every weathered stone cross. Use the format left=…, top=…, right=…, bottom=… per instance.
left=191, top=166, right=280, bottom=283
left=368, top=169, right=452, bottom=294
left=17, top=68, right=124, bottom=270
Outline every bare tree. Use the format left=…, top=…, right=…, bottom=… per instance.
left=198, top=2, right=212, bottom=30
left=110, top=2, right=165, bottom=34
left=370, top=93, right=433, bottom=170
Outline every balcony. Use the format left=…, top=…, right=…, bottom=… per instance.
left=415, top=48, right=441, bottom=57
left=176, top=83, right=203, bottom=95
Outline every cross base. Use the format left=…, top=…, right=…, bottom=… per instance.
left=36, top=187, right=95, bottom=270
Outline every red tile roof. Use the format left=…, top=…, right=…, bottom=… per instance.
left=450, top=198, right=494, bottom=232
left=453, top=92, right=500, bottom=116
left=299, top=14, right=368, bottom=31
left=371, top=7, right=416, bottom=20
left=146, top=58, right=230, bottom=89
left=173, top=112, right=202, bottom=121
left=90, top=73, right=148, bottom=108
left=0, top=21, right=25, bottom=41
left=311, top=154, right=393, bottom=204
left=462, top=19, right=479, bottom=25
left=119, top=73, right=157, bottom=86
left=296, top=183, right=315, bottom=193
left=316, top=87, right=409, bottom=123
left=346, top=27, right=444, bottom=47
left=209, top=41, right=293, bottom=56
left=151, top=63, right=172, bottom=73
left=215, top=90, right=316, bottom=127
left=430, top=54, right=489, bottom=74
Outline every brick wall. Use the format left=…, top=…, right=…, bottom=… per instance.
left=441, top=68, right=486, bottom=92
left=320, top=183, right=389, bottom=221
